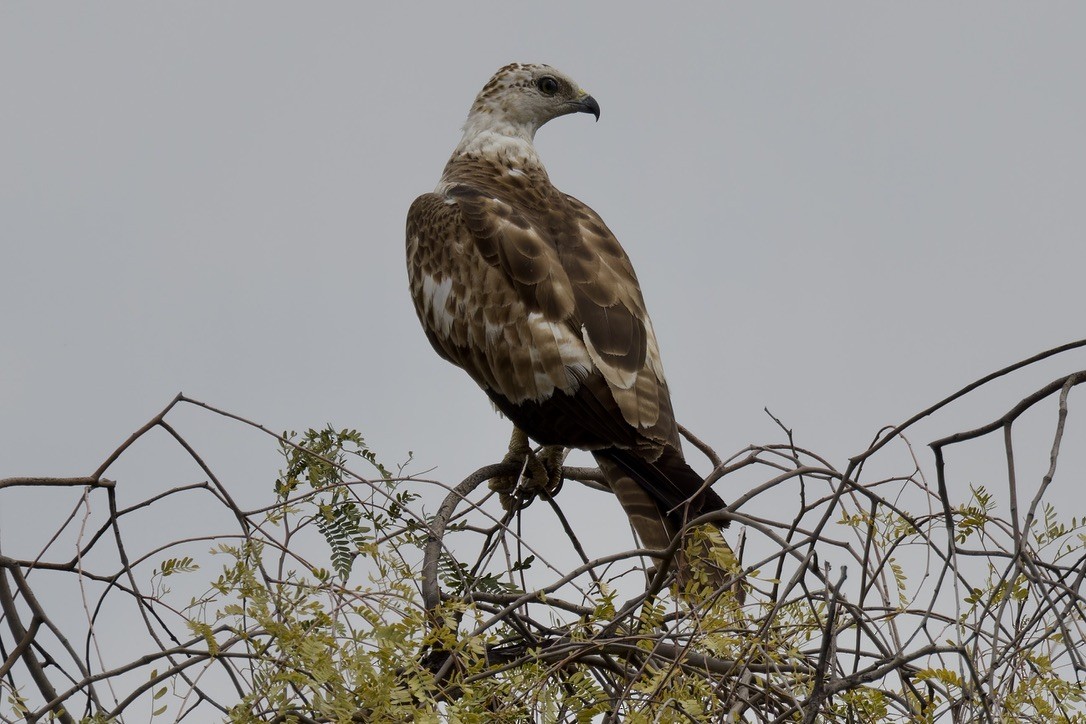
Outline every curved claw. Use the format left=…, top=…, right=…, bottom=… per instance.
left=489, top=428, right=532, bottom=497
left=489, top=429, right=566, bottom=511
left=532, top=445, right=567, bottom=497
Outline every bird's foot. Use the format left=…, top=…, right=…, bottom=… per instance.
left=490, top=428, right=531, bottom=499
left=520, top=445, right=566, bottom=499
left=490, top=429, right=566, bottom=511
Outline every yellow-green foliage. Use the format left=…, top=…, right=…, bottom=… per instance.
left=40, top=432, right=1082, bottom=723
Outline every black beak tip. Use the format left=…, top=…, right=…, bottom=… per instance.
left=582, top=95, right=601, bottom=122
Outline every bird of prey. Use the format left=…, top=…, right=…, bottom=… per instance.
left=406, top=63, right=732, bottom=583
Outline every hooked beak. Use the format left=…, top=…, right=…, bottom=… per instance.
left=573, top=94, right=601, bottom=122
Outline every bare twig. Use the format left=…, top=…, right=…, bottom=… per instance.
left=3, top=344, right=1085, bottom=721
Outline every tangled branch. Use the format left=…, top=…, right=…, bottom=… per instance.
left=3, top=342, right=1086, bottom=721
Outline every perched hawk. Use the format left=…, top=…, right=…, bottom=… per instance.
left=407, top=63, right=730, bottom=579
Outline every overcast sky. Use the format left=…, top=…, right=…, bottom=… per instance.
left=3, top=3, right=1086, bottom=607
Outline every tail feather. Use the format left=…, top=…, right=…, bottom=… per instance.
left=593, top=445, right=728, bottom=529
left=594, top=451, right=741, bottom=599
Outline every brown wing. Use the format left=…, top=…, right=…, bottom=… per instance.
left=441, top=183, right=681, bottom=449
left=406, top=182, right=724, bottom=522
left=407, top=191, right=592, bottom=409
left=559, top=193, right=678, bottom=446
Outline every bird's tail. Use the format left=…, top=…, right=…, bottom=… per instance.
left=593, top=449, right=741, bottom=600
left=593, top=445, right=728, bottom=530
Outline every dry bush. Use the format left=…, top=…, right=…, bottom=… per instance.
left=3, top=341, right=1086, bottom=722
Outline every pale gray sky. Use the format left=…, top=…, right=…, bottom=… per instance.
left=3, top=0, right=1085, bottom=637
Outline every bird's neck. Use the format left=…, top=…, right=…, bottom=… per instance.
left=452, top=111, right=544, bottom=169
left=441, top=142, right=553, bottom=194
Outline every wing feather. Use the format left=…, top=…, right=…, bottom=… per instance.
left=407, top=178, right=679, bottom=449
left=407, top=191, right=586, bottom=407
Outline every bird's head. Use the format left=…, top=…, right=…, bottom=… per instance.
left=462, top=63, right=600, bottom=144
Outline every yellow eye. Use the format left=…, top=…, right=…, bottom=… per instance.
left=536, top=76, right=559, bottom=95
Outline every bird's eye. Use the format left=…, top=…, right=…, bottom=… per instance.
left=536, top=76, right=559, bottom=95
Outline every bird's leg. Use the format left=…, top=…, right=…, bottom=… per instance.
left=512, top=444, right=567, bottom=500
left=490, top=427, right=532, bottom=506
left=533, top=445, right=567, bottom=497
left=489, top=429, right=566, bottom=510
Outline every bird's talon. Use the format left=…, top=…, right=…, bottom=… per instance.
left=490, top=428, right=532, bottom=498
left=490, top=436, right=565, bottom=511
left=537, top=445, right=567, bottom=496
